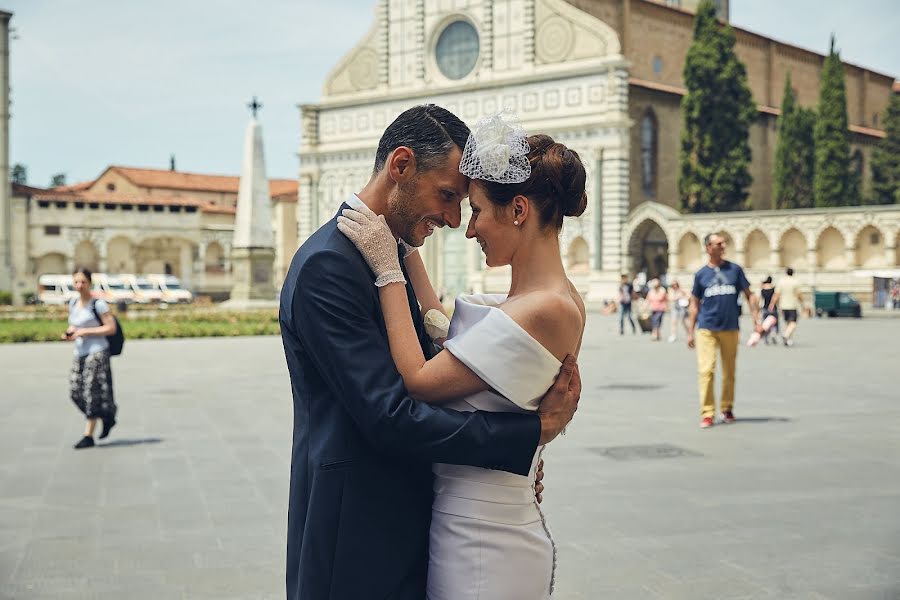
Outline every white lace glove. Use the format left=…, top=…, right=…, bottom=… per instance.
left=399, top=239, right=418, bottom=259
left=337, top=206, right=406, bottom=287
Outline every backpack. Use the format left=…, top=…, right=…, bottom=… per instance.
left=89, top=299, right=125, bottom=356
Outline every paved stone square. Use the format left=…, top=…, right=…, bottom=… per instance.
left=1, top=314, right=899, bottom=599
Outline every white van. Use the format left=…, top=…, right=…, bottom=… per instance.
left=93, top=273, right=135, bottom=305
left=37, top=274, right=76, bottom=305
left=147, top=274, right=193, bottom=304
left=122, top=274, right=164, bottom=304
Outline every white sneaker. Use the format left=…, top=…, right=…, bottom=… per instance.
left=667, top=335, right=676, bottom=343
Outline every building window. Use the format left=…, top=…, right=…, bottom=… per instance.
left=870, top=232, right=880, bottom=245
left=55, top=201, right=66, bottom=209
left=851, top=149, right=864, bottom=179
left=873, top=113, right=879, bottom=127
left=74, top=201, right=85, bottom=209
left=138, top=204, right=149, bottom=212
left=435, top=20, right=479, bottom=80
left=652, top=56, right=663, bottom=75
left=104, top=203, right=116, bottom=210
left=44, top=225, right=61, bottom=236
left=153, top=205, right=165, bottom=212
left=122, top=204, right=134, bottom=211
left=185, top=206, right=198, bottom=213
left=169, top=205, right=182, bottom=213
left=37, top=201, right=49, bottom=209
left=640, top=109, right=658, bottom=197
left=88, top=202, right=99, bottom=210
left=106, top=183, right=116, bottom=192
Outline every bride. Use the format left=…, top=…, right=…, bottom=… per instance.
left=338, top=114, right=587, bottom=600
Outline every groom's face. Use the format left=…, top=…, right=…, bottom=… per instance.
left=388, top=147, right=468, bottom=247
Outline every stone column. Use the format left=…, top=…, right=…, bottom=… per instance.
left=600, top=149, right=629, bottom=274
left=769, top=248, right=781, bottom=271
left=179, top=242, right=193, bottom=289
left=844, top=245, right=856, bottom=270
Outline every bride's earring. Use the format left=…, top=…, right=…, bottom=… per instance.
left=513, top=220, right=519, bottom=226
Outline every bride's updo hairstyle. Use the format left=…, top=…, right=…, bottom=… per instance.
left=476, top=134, right=587, bottom=230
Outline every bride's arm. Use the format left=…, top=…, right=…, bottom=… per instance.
left=378, top=281, right=489, bottom=403
left=403, top=250, right=446, bottom=318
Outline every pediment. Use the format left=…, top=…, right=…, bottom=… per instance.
left=535, top=0, right=621, bottom=64
left=323, top=23, right=379, bottom=97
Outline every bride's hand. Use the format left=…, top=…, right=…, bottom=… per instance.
left=337, top=207, right=406, bottom=287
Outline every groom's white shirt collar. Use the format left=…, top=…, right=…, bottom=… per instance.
left=346, top=194, right=367, bottom=211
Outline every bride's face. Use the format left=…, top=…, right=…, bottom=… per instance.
left=465, top=183, right=517, bottom=267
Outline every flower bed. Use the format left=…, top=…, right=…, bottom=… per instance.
left=0, top=308, right=280, bottom=343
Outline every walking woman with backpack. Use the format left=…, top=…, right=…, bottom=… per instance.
left=63, top=268, right=121, bottom=449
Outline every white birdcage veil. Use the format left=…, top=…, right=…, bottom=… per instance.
left=459, top=112, right=531, bottom=184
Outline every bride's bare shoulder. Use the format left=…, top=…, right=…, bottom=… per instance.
left=501, top=290, right=583, bottom=361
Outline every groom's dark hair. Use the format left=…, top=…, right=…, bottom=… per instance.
left=373, top=104, right=470, bottom=175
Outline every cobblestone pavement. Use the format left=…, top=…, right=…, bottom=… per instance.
left=1, top=314, right=899, bottom=599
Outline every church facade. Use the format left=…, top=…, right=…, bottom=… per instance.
left=297, top=0, right=899, bottom=304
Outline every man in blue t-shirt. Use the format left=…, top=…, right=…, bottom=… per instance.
left=687, top=233, right=762, bottom=429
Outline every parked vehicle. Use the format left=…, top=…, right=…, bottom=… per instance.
left=122, top=274, right=165, bottom=304
left=93, top=273, right=135, bottom=305
left=147, top=274, right=193, bottom=304
left=814, top=291, right=862, bottom=318
left=37, top=274, right=76, bottom=305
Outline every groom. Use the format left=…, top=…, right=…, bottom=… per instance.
left=280, top=104, right=580, bottom=600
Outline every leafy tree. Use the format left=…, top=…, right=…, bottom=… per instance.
left=772, top=75, right=816, bottom=209
left=814, top=35, right=852, bottom=207
left=870, top=92, right=900, bottom=204
left=50, top=173, right=66, bottom=187
left=678, top=0, right=755, bottom=213
left=10, top=163, right=26, bottom=185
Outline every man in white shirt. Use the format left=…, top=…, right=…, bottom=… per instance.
left=770, top=267, right=802, bottom=347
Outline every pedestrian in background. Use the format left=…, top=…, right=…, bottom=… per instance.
left=618, top=273, right=636, bottom=335
left=687, top=234, right=762, bottom=429
left=770, top=267, right=802, bottom=347
left=647, top=279, right=668, bottom=341
left=667, top=280, right=689, bottom=342
left=759, top=276, right=779, bottom=345
left=63, top=268, right=118, bottom=449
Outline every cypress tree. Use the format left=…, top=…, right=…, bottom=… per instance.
left=870, top=92, right=900, bottom=204
left=678, top=0, right=755, bottom=213
left=773, top=75, right=816, bottom=209
left=814, top=35, right=852, bottom=207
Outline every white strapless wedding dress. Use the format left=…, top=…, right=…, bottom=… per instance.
left=427, top=294, right=561, bottom=600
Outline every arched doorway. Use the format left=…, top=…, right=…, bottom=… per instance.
left=677, top=232, right=703, bottom=271
left=567, top=237, right=590, bottom=273
left=107, top=236, right=135, bottom=273
left=35, top=252, right=66, bottom=275
left=73, top=240, right=100, bottom=272
left=856, top=225, right=886, bottom=268
left=779, top=228, right=808, bottom=270
left=817, top=227, right=847, bottom=270
left=628, top=219, right=668, bottom=280
left=744, top=230, right=771, bottom=270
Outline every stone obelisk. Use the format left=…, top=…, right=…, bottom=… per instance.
left=227, top=97, right=276, bottom=305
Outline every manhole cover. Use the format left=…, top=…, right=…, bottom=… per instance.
left=590, top=444, right=701, bottom=460
left=595, top=384, right=665, bottom=391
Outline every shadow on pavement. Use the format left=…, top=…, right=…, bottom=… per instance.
left=731, top=417, right=792, bottom=424
left=97, top=437, right=164, bottom=448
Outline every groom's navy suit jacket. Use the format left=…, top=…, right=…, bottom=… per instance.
left=280, top=205, right=541, bottom=600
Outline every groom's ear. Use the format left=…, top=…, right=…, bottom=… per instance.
left=388, top=146, right=417, bottom=182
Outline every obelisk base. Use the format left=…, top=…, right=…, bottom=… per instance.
left=224, top=246, right=278, bottom=308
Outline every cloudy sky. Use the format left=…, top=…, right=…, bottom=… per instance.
left=6, top=0, right=899, bottom=188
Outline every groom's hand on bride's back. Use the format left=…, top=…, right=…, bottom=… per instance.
left=537, top=355, right=580, bottom=445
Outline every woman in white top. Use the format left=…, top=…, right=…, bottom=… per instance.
left=63, top=268, right=118, bottom=449
left=338, top=117, right=587, bottom=600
